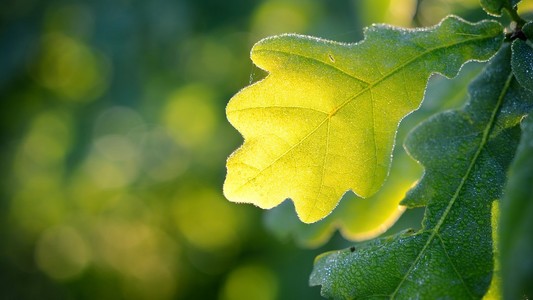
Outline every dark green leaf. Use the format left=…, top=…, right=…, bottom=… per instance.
left=511, top=22, right=533, bottom=91
left=310, top=45, right=533, bottom=299
left=500, top=114, right=533, bottom=300
left=480, top=0, right=521, bottom=16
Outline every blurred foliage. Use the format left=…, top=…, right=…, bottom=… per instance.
left=0, top=0, right=494, bottom=299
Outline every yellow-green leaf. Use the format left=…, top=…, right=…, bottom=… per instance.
left=224, top=16, right=503, bottom=223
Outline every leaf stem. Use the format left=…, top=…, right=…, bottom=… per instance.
left=504, top=3, right=526, bottom=28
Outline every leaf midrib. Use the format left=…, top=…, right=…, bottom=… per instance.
left=389, top=71, right=514, bottom=299
left=254, top=33, right=494, bottom=113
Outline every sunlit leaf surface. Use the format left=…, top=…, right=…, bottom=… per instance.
left=263, top=64, right=485, bottom=247
left=224, top=16, right=503, bottom=223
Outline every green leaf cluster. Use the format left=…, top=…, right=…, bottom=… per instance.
left=225, top=0, right=533, bottom=298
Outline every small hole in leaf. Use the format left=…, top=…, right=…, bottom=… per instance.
left=328, top=54, right=335, bottom=63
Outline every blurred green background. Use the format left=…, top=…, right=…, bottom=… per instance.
left=1, top=0, right=522, bottom=299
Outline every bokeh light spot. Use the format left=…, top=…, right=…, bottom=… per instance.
left=220, top=263, right=279, bottom=300
left=31, top=33, right=109, bottom=102
left=180, top=35, right=240, bottom=86
left=417, top=0, right=479, bottom=26
left=89, top=220, right=178, bottom=299
left=35, top=226, right=90, bottom=280
left=387, top=0, right=417, bottom=26
left=163, top=84, right=219, bottom=148
left=518, top=0, right=533, bottom=14
left=95, top=134, right=139, bottom=162
left=83, top=150, right=140, bottom=189
left=173, top=186, right=246, bottom=252
left=84, top=106, right=146, bottom=189
left=251, top=0, right=316, bottom=37
left=141, top=128, right=190, bottom=182
left=14, top=110, right=72, bottom=185
left=359, top=0, right=416, bottom=26
left=9, top=190, right=67, bottom=238
left=9, top=110, right=72, bottom=236
left=94, top=106, right=146, bottom=138
left=22, top=111, right=72, bottom=165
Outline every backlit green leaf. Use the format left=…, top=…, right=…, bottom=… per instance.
left=224, top=16, right=503, bottom=223
left=500, top=114, right=533, bottom=300
left=310, top=45, right=533, bottom=298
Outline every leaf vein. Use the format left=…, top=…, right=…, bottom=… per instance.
left=331, top=35, right=493, bottom=117
left=368, top=88, right=378, bottom=189
left=436, top=233, right=475, bottom=299
left=306, top=118, right=332, bottom=220
left=254, top=48, right=371, bottom=85
left=230, top=116, right=330, bottom=194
